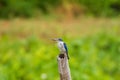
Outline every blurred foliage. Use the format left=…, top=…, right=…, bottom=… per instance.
left=0, top=0, right=120, bottom=18
left=0, top=33, right=120, bottom=80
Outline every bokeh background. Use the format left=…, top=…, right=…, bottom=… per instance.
left=0, top=0, right=120, bottom=80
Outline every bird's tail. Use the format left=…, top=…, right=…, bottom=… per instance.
left=66, top=52, right=69, bottom=60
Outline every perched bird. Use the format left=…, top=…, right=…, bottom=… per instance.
left=53, top=38, right=69, bottom=59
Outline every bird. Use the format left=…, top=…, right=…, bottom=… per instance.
left=53, top=38, right=69, bottom=59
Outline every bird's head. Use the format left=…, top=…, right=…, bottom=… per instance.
left=52, top=38, right=63, bottom=42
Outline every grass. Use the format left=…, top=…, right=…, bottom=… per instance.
left=0, top=17, right=120, bottom=80
left=0, top=17, right=120, bottom=40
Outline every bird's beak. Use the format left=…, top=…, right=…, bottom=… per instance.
left=52, top=38, right=58, bottom=41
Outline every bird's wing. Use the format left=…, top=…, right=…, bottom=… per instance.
left=64, top=43, right=69, bottom=59
left=63, top=43, right=68, bottom=53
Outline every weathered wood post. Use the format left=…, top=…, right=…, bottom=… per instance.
left=57, top=52, right=71, bottom=80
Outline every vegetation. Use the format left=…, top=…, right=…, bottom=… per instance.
left=0, top=32, right=120, bottom=80
left=0, top=0, right=120, bottom=18
left=0, top=0, right=120, bottom=80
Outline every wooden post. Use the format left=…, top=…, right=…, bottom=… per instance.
left=57, top=53, right=71, bottom=80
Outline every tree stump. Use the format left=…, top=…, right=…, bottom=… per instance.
left=57, top=53, right=71, bottom=80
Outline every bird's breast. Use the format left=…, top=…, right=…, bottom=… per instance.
left=57, top=42, right=65, bottom=51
